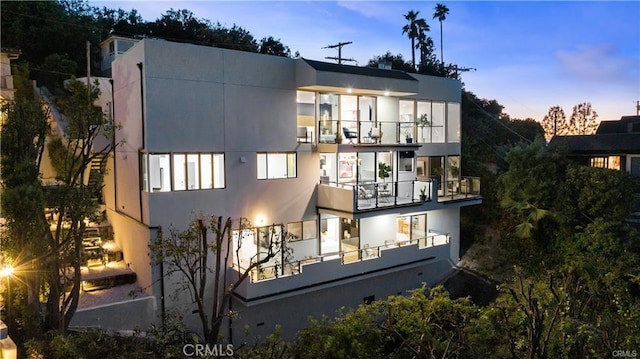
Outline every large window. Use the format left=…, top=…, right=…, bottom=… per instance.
left=431, top=102, right=445, bottom=143
left=590, top=157, right=606, bottom=168
left=397, top=214, right=427, bottom=241
left=319, top=94, right=339, bottom=143
left=590, top=156, right=621, bottom=170
left=144, top=153, right=225, bottom=192
left=297, top=91, right=315, bottom=143
left=447, top=103, right=461, bottom=143
left=147, top=154, right=171, bottom=192
left=287, top=220, right=317, bottom=242
left=257, top=152, right=297, bottom=179
left=415, top=101, right=446, bottom=143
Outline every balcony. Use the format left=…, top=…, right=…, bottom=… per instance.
left=317, top=179, right=436, bottom=214
left=319, top=120, right=422, bottom=146
left=317, top=177, right=482, bottom=214
left=438, top=176, right=482, bottom=202
left=231, top=232, right=451, bottom=303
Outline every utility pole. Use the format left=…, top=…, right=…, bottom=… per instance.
left=323, top=41, right=357, bottom=65
left=636, top=100, right=639, bottom=116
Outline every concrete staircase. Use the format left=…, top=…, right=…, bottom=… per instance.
left=81, top=226, right=135, bottom=292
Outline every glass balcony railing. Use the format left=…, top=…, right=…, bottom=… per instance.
left=316, top=119, right=452, bottom=145
left=319, top=120, right=420, bottom=145
left=233, top=232, right=450, bottom=283
left=440, top=176, right=481, bottom=201
left=320, top=179, right=434, bottom=211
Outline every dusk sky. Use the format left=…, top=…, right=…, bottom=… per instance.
left=93, top=1, right=640, bottom=123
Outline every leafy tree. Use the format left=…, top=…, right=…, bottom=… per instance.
left=561, top=165, right=640, bottom=227
left=495, top=139, right=571, bottom=272
left=541, top=106, right=568, bottom=140
left=204, top=23, right=259, bottom=52
left=0, top=63, right=50, bottom=341
left=26, top=310, right=197, bottom=358
left=43, top=78, right=116, bottom=332
left=1, top=72, right=116, bottom=336
left=415, top=28, right=438, bottom=73
left=258, top=36, right=292, bottom=57
left=507, top=118, right=545, bottom=143
left=149, top=216, right=292, bottom=344
left=0, top=0, right=110, bottom=81
left=402, top=10, right=429, bottom=69
left=92, top=6, right=146, bottom=39
left=568, top=102, right=598, bottom=135
left=366, top=52, right=414, bottom=72
left=292, top=286, right=487, bottom=358
left=433, top=3, right=450, bottom=65
left=146, top=8, right=212, bottom=43
left=493, top=268, right=574, bottom=359
left=461, top=90, right=515, bottom=164
left=2, top=2, right=291, bottom=83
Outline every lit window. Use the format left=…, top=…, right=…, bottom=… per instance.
left=173, top=154, right=186, bottom=191
left=213, top=154, right=225, bottom=188
left=431, top=102, right=445, bottom=143
left=144, top=153, right=225, bottom=192
left=201, top=154, right=213, bottom=189
left=257, top=152, right=297, bottom=179
left=287, top=220, right=317, bottom=242
left=447, top=102, right=461, bottom=143
left=416, top=101, right=431, bottom=143
left=148, top=154, right=171, bottom=192
left=187, top=154, right=199, bottom=190
left=608, top=156, right=621, bottom=170
left=590, top=157, right=606, bottom=168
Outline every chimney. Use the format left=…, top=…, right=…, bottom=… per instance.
left=378, top=62, right=392, bottom=70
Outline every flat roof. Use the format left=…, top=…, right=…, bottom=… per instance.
left=302, top=59, right=417, bottom=82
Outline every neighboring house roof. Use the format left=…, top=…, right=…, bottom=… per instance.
left=549, top=133, right=640, bottom=155
left=302, top=58, right=417, bottom=81
left=550, top=115, right=640, bottom=155
left=597, top=115, right=640, bottom=134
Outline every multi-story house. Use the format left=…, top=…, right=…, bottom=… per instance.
left=71, top=37, right=481, bottom=342
left=550, top=115, right=640, bottom=177
left=550, top=115, right=640, bottom=227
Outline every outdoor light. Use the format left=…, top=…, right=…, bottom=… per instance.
left=384, top=90, right=390, bottom=96
left=256, top=215, right=266, bottom=226
left=0, top=267, right=13, bottom=278
left=346, top=88, right=352, bottom=94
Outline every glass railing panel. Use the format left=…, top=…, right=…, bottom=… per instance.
left=236, top=231, right=451, bottom=283
left=318, top=119, right=339, bottom=143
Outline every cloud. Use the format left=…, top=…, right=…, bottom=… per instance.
left=337, top=1, right=389, bottom=18
left=555, top=44, right=639, bottom=83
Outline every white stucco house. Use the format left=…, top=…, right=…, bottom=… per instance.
left=73, top=36, right=482, bottom=342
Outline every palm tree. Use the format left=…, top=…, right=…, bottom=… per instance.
left=416, top=29, right=434, bottom=66
left=433, top=3, right=449, bottom=65
left=402, top=10, right=428, bottom=70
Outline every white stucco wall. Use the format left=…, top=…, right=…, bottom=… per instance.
left=106, top=38, right=475, bottom=341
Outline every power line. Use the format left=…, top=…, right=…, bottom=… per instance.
left=323, top=41, right=357, bottom=65
left=463, top=92, right=532, bottom=144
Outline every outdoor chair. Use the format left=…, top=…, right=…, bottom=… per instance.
left=343, top=127, right=358, bottom=143
left=368, top=127, right=382, bottom=143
